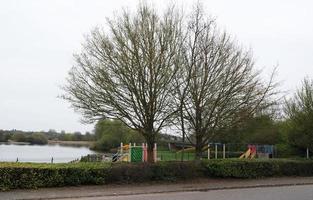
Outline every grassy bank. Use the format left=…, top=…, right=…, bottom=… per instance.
left=1, top=159, right=313, bottom=191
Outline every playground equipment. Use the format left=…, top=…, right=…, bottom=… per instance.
left=239, top=145, right=257, bottom=159
left=173, top=143, right=225, bottom=160
left=239, top=144, right=274, bottom=159
left=206, top=143, right=274, bottom=160
left=112, top=143, right=157, bottom=163
left=207, top=143, right=226, bottom=159
left=176, top=147, right=195, bottom=154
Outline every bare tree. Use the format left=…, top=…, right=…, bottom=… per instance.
left=62, top=5, right=183, bottom=162
left=174, top=5, right=277, bottom=159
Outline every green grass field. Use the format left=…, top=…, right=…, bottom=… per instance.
left=158, top=151, right=196, bottom=161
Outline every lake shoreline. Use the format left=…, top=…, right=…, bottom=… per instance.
left=1, top=140, right=95, bottom=147
left=48, top=140, right=94, bottom=147
left=0, top=140, right=31, bottom=145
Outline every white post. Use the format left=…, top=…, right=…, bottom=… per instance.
left=129, top=143, right=132, bottom=162
left=120, top=142, right=123, bottom=154
left=223, top=144, right=226, bottom=159
left=207, top=144, right=210, bottom=160
left=154, top=143, right=157, bottom=162
left=307, top=148, right=309, bottom=159
left=215, top=144, right=218, bottom=159
left=142, top=143, right=145, bottom=162
left=134, top=143, right=136, bottom=147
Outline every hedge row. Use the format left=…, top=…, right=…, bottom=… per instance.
left=204, top=159, right=313, bottom=178
left=1, top=159, right=313, bottom=191
left=107, top=161, right=204, bottom=183
left=0, top=162, right=110, bottom=191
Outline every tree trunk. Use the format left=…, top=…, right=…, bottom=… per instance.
left=147, top=143, right=155, bottom=163
left=145, top=130, right=156, bottom=163
left=195, top=134, right=202, bottom=160
left=195, top=144, right=202, bottom=160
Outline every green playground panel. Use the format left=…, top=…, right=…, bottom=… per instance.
left=131, top=147, right=143, bottom=162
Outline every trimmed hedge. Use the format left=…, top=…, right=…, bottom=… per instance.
left=107, top=161, right=204, bottom=183
left=1, top=159, right=313, bottom=191
left=0, top=162, right=110, bottom=191
left=204, top=159, right=313, bottom=178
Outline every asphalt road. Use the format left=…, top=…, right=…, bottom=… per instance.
left=66, top=185, right=313, bottom=200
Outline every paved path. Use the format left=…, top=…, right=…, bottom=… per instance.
left=1, top=177, right=313, bottom=200
left=67, top=185, right=313, bottom=200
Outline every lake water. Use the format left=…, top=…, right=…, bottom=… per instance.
left=0, top=144, right=96, bottom=163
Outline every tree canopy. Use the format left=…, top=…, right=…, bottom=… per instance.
left=93, top=119, right=144, bottom=151
left=63, top=3, right=278, bottom=161
left=173, top=5, right=277, bottom=158
left=63, top=5, right=183, bottom=162
left=285, top=78, right=313, bottom=151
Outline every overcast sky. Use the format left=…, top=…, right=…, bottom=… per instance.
left=0, top=0, right=312, bottom=133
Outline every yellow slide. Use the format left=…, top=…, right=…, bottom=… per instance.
left=122, top=145, right=130, bottom=150
left=239, top=149, right=256, bottom=159
left=176, top=147, right=195, bottom=153
left=120, top=154, right=129, bottom=162
left=176, top=146, right=208, bottom=154
left=239, top=149, right=251, bottom=159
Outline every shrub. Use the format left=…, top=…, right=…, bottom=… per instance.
left=0, top=162, right=110, bottom=191
left=93, top=119, right=144, bottom=152
left=151, top=161, right=203, bottom=181
left=275, top=143, right=303, bottom=158
left=107, top=161, right=203, bottom=183
left=93, top=134, right=120, bottom=152
left=107, top=162, right=154, bottom=183
left=80, top=154, right=104, bottom=162
left=204, top=160, right=280, bottom=178
left=11, top=133, right=27, bottom=142
left=10, top=132, right=48, bottom=145
left=204, top=159, right=313, bottom=178
left=28, top=133, right=48, bottom=145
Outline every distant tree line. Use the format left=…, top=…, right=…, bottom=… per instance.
left=0, top=129, right=95, bottom=145
left=92, top=119, right=183, bottom=152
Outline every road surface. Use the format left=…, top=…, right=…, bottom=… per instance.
left=66, top=185, right=313, bottom=200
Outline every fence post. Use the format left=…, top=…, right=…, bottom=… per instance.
left=142, top=143, right=145, bottom=162
left=120, top=142, right=123, bottom=155
left=129, top=143, right=132, bottom=162
left=208, top=144, right=210, bottom=160
left=215, top=144, right=218, bottom=159
left=154, top=143, right=157, bottom=162
left=307, top=148, right=309, bottom=159
left=223, top=144, right=226, bottom=159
